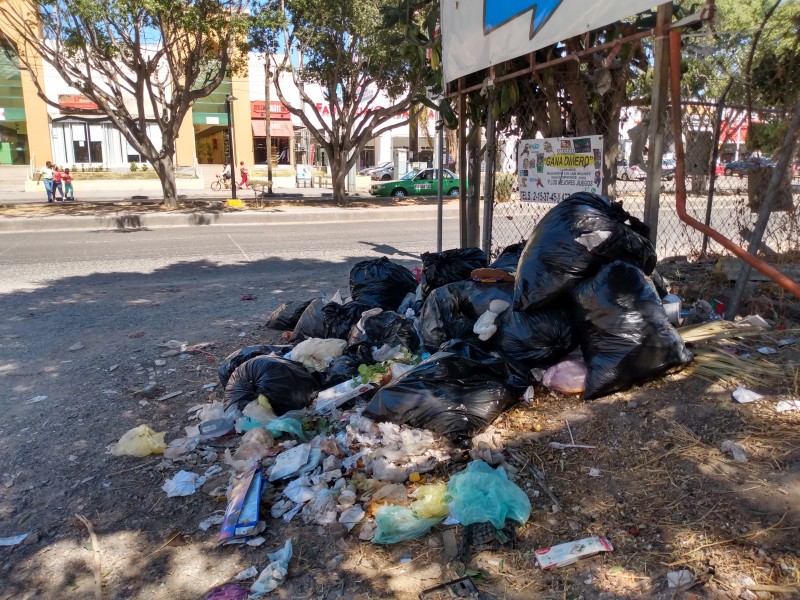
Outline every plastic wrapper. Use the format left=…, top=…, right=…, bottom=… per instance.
left=250, top=539, right=292, bottom=597
left=110, top=424, right=166, bottom=457
left=491, top=309, right=576, bottom=367
left=347, top=310, right=420, bottom=354
left=371, top=505, right=444, bottom=544
left=571, top=261, right=693, bottom=400
left=362, top=352, right=518, bottom=443
left=445, top=460, right=531, bottom=528
left=417, top=281, right=513, bottom=350
left=290, top=338, right=347, bottom=372
left=489, top=241, right=525, bottom=273
left=472, top=299, right=510, bottom=341
left=513, top=192, right=656, bottom=312
left=410, top=483, right=449, bottom=519
left=542, top=358, right=588, bottom=394
left=265, top=299, right=314, bottom=331
left=421, top=247, right=487, bottom=295
left=289, top=298, right=327, bottom=342
left=349, top=257, right=418, bottom=310
left=224, top=356, right=320, bottom=414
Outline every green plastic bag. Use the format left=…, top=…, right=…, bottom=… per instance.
left=445, top=460, right=531, bottom=529
left=371, top=505, right=444, bottom=544
left=265, top=417, right=305, bottom=440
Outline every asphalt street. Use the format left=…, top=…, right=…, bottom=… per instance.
left=0, top=215, right=461, bottom=295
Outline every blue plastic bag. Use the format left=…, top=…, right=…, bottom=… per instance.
left=445, top=460, right=531, bottom=529
left=371, top=505, right=444, bottom=544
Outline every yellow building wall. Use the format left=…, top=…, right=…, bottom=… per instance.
left=230, top=76, right=253, bottom=168
left=175, top=106, right=196, bottom=168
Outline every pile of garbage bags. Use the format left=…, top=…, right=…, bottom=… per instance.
left=221, top=192, right=690, bottom=443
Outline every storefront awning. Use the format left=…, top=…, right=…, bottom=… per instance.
left=252, top=120, right=294, bottom=138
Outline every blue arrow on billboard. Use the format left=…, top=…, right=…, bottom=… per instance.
left=483, top=0, right=564, bottom=38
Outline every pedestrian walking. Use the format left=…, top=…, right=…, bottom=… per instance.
left=63, top=168, right=75, bottom=201
left=36, top=160, right=55, bottom=202
left=238, top=161, right=249, bottom=189
left=53, top=166, right=65, bottom=201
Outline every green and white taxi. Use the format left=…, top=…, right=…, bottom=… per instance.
left=370, top=168, right=461, bottom=198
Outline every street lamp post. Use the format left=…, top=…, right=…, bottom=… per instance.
left=226, top=95, right=238, bottom=200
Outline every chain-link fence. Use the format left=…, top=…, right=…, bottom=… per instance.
left=486, top=41, right=800, bottom=264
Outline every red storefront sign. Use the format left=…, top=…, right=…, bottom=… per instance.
left=58, top=94, right=99, bottom=110
left=251, top=101, right=290, bottom=120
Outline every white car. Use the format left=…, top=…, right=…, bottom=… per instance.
left=616, top=159, right=646, bottom=181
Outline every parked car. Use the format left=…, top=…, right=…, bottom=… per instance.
left=370, top=168, right=461, bottom=198
left=616, top=159, right=646, bottom=181
left=359, top=161, right=392, bottom=176
left=661, top=158, right=676, bottom=181
left=368, top=162, right=397, bottom=181
left=724, top=157, right=774, bottom=177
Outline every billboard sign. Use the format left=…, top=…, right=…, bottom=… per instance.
left=518, top=135, right=603, bottom=203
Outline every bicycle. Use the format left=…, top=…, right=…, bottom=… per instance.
left=211, top=174, right=236, bottom=192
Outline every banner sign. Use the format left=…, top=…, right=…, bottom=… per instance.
left=441, top=0, right=668, bottom=82
left=518, top=135, right=603, bottom=203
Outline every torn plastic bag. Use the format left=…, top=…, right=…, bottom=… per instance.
left=491, top=309, right=576, bottom=367
left=513, top=192, right=656, bottom=312
left=347, top=311, right=420, bottom=355
left=417, top=281, right=513, bottom=350
left=362, top=352, right=518, bottom=444
left=372, top=505, right=444, bottom=544
left=265, top=299, right=314, bottom=331
left=571, top=260, right=693, bottom=400
left=320, top=355, right=360, bottom=387
left=421, top=247, right=488, bottom=295
left=218, top=345, right=293, bottom=389
left=290, top=338, right=347, bottom=372
left=224, top=356, right=320, bottom=414
left=489, top=241, right=525, bottom=274
left=349, top=257, right=418, bottom=310
left=322, top=301, right=375, bottom=340
left=289, top=298, right=327, bottom=342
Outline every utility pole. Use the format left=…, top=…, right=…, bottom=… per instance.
left=265, top=56, right=273, bottom=195
left=226, top=95, right=238, bottom=200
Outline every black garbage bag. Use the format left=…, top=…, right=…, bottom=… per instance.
left=350, top=257, right=418, bottom=310
left=218, top=344, right=293, bottom=389
left=224, top=356, right=320, bottom=414
left=347, top=310, right=420, bottom=353
left=289, top=298, right=327, bottom=342
left=491, top=309, right=576, bottom=367
left=323, top=301, right=375, bottom=340
left=571, top=260, right=693, bottom=400
left=489, top=241, right=525, bottom=273
left=513, top=192, right=657, bottom=312
left=421, top=247, right=488, bottom=295
left=265, top=299, right=314, bottom=331
left=438, top=339, right=530, bottom=392
left=417, top=281, right=513, bottom=351
left=363, top=352, right=518, bottom=444
left=321, top=355, right=360, bottom=387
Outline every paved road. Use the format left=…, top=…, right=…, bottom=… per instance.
left=0, top=214, right=461, bottom=294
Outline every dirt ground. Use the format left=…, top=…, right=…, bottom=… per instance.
left=1, top=255, right=799, bottom=600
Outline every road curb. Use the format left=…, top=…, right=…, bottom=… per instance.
left=0, top=203, right=460, bottom=232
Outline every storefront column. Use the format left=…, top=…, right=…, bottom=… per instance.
left=19, top=58, right=50, bottom=167
left=176, top=106, right=196, bottom=168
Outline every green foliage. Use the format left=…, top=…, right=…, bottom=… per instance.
left=129, top=161, right=139, bottom=172
left=494, top=173, right=515, bottom=202
left=746, top=121, right=785, bottom=155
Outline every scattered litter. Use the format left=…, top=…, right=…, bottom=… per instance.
left=154, top=359, right=167, bottom=367
left=111, top=425, right=166, bottom=457
left=162, top=468, right=219, bottom=497
left=372, top=505, right=444, bottom=544
left=241, top=295, right=257, bottom=301
left=535, top=536, right=614, bottom=569
left=234, top=566, right=258, bottom=581
left=315, top=379, right=374, bottom=414
left=446, top=460, right=531, bottom=529
left=199, top=514, right=226, bottom=531
left=250, top=539, right=292, bottom=597
left=776, top=400, right=800, bottom=413
left=666, top=569, right=695, bottom=588
left=155, top=391, right=183, bottom=402
left=777, top=337, right=797, bottom=347
left=757, top=346, right=778, bottom=355
left=0, top=533, right=29, bottom=546
left=26, top=395, right=48, bottom=404
left=587, top=468, right=602, bottom=477
left=202, top=383, right=218, bottom=391
left=419, top=576, right=483, bottom=600
left=542, top=359, right=587, bottom=394
left=720, top=439, right=748, bottom=463
left=68, top=342, right=84, bottom=351
left=109, top=364, right=119, bottom=372
left=204, top=583, right=249, bottom=600
left=736, top=315, right=771, bottom=330
left=732, top=386, right=763, bottom=404
left=219, top=467, right=266, bottom=545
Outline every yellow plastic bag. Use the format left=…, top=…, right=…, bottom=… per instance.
left=111, top=424, right=166, bottom=457
left=410, top=483, right=449, bottom=519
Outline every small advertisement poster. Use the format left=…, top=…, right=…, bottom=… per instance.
left=518, top=135, right=603, bottom=203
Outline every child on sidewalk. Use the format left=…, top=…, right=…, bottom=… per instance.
left=63, top=168, right=74, bottom=201
left=238, top=161, right=249, bottom=189
left=52, top=166, right=65, bottom=201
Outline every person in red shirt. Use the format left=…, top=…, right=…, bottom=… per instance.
left=63, top=168, right=75, bottom=201
left=53, top=166, right=65, bottom=201
left=238, top=161, right=249, bottom=189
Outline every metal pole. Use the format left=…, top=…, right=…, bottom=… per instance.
left=437, top=115, right=444, bottom=253
left=226, top=95, right=237, bottom=200
left=642, top=3, right=671, bottom=244
left=481, top=90, right=496, bottom=256
left=265, top=58, right=273, bottom=195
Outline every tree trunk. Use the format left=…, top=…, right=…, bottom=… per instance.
left=152, top=154, right=178, bottom=208
left=330, top=156, right=347, bottom=205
